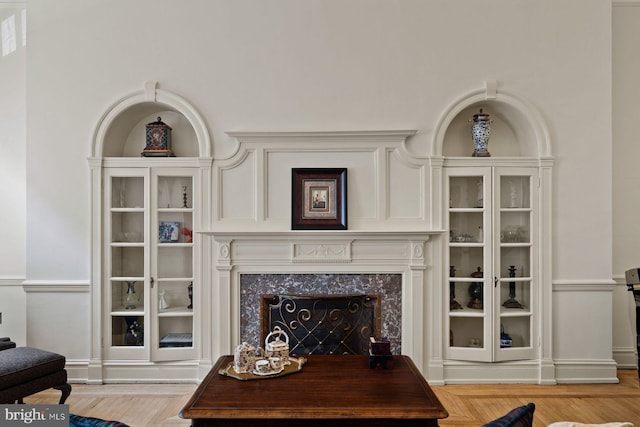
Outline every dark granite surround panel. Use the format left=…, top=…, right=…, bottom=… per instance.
left=240, top=273, right=402, bottom=354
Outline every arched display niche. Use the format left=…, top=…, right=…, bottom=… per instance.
left=92, top=81, right=211, bottom=158
left=432, top=81, right=551, bottom=159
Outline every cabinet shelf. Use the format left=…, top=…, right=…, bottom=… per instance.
left=498, top=277, right=531, bottom=282
left=449, top=242, right=483, bottom=247
left=111, top=208, right=145, bottom=213
left=449, top=309, right=485, bottom=317
left=157, top=243, right=193, bottom=248
left=449, top=278, right=485, bottom=282
left=499, top=242, right=532, bottom=248
left=500, top=308, right=531, bottom=316
left=499, top=207, right=532, bottom=213
left=448, top=208, right=484, bottom=213
left=110, top=276, right=144, bottom=282
left=110, top=242, right=145, bottom=248
left=158, top=208, right=193, bottom=213
left=158, top=308, right=194, bottom=317
left=111, top=309, right=145, bottom=316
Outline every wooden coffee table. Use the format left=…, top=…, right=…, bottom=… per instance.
left=180, top=354, right=448, bottom=427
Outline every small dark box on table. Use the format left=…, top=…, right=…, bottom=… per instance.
left=368, top=337, right=393, bottom=369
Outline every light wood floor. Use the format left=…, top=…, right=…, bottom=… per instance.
left=26, top=370, right=640, bottom=427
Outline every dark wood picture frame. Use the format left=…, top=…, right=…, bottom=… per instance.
left=291, top=168, right=347, bottom=230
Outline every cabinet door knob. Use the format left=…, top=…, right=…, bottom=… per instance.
left=494, top=277, right=498, bottom=287
left=150, top=277, right=155, bottom=288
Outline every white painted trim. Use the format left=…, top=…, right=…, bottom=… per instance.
left=22, top=280, right=90, bottom=293
left=0, top=276, right=25, bottom=286
left=91, top=81, right=212, bottom=158
left=0, top=2, right=25, bottom=8
left=432, top=82, right=552, bottom=158
left=552, top=279, right=617, bottom=292
left=553, top=359, right=620, bottom=384
left=613, top=346, right=638, bottom=369
left=613, top=0, right=640, bottom=6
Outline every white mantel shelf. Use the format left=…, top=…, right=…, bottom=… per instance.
left=202, top=230, right=444, bottom=267
left=200, top=230, right=445, bottom=239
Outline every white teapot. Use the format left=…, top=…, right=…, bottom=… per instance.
left=233, top=341, right=257, bottom=373
left=264, top=326, right=290, bottom=364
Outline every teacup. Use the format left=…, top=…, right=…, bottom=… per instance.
left=254, top=359, right=272, bottom=374
left=268, top=356, right=284, bottom=371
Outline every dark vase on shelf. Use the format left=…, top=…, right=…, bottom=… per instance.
left=450, top=265, right=462, bottom=310
left=467, top=267, right=484, bottom=309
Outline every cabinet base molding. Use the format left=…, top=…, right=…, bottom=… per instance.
left=442, top=360, right=552, bottom=384
left=99, top=362, right=202, bottom=384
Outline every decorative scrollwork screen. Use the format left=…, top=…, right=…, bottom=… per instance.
left=260, top=294, right=381, bottom=355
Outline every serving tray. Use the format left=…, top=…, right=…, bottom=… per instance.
left=219, top=357, right=307, bottom=380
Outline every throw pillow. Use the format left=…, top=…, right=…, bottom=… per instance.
left=482, top=402, right=536, bottom=427
left=69, top=414, right=130, bottom=427
left=547, top=423, right=634, bottom=427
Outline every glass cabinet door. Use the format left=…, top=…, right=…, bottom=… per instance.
left=105, top=170, right=149, bottom=360
left=446, top=167, right=537, bottom=363
left=446, top=168, right=492, bottom=362
left=494, top=169, right=536, bottom=361
left=151, top=169, right=197, bottom=361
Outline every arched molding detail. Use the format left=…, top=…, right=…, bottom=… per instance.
left=432, top=82, right=552, bottom=159
left=91, top=81, right=212, bottom=158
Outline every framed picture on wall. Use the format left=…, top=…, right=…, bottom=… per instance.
left=291, top=168, right=347, bottom=230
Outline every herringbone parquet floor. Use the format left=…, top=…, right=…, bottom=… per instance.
left=26, top=370, right=640, bottom=427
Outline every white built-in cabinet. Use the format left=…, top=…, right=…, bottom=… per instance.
left=89, top=83, right=212, bottom=382
left=445, top=165, right=538, bottom=363
left=104, top=166, right=199, bottom=363
left=433, top=86, right=554, bottom=383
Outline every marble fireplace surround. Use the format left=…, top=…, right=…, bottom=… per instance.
left=208, top=231, right=442, bottom=372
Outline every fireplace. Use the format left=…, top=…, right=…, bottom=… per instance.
left=240, top=273, right=401, bottom=354
left=208, top=231, right=439, bottom=373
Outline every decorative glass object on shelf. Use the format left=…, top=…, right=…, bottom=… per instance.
left=124, top=281, right=138, bottom=310
left=142, top=117, right=175, bottom=157
left=159, top=289, right=170, bottom=310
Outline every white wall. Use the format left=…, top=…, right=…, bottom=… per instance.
left=0, top=2, right=26, bottom=345
left=613, top=3, right=640, bottom=368
left=21, top=0, right=621, bottom=381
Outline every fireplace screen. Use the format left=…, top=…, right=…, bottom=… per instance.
left=260, top=294, right=381, bottom=355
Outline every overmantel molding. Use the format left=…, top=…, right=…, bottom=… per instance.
left=202, top=230, right=443, bottom=269
left=222, top=130, right=420, bottom=165
left=225, top=130, right=417, bottom=142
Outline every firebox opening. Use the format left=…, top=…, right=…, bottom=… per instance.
left=240, top=273, right=402, bottom=354
left=260, top=294, right=381, bottom=355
